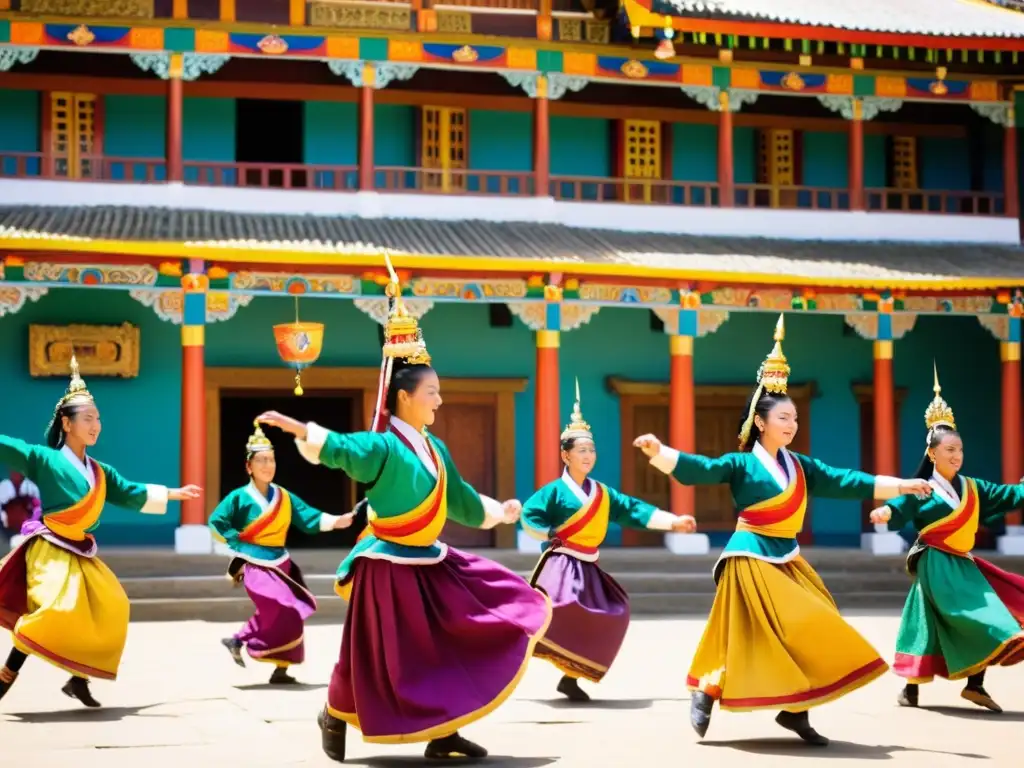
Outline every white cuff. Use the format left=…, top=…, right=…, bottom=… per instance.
left=319, top=512, right=342, bottom=532
left=140, top=484, right=169, bottom=515
left=649, top=446, right=680, bottom=475
left=646, top=510, right=677, bottom=531
left=479, top=495, right=505, bottom=529
left=295, top=421, right=328, bottom=465
left=873, top=476, right=902, bottom=500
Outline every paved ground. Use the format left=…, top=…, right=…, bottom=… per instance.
left=1, top=613, right=1019, bottom=767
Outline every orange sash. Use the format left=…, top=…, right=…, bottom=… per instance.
left=920, top=477, right=979, bottom=556
left=367, top=439, right=448, bottom=547
left=239, top=487, right=293, bottom=548
left=552, top=482, right=611, bottom=555
left=44, top=461, right=106, bottom=541
left=736, top=457, right=808, bottom=539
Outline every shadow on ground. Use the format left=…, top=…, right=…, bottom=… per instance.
left=3, top=704, right=164, bottom=723
left=701, top=739, right=987, bottom=760
left=524, top=697, right=687, bottom=710
left=232, top=682, right=326, bottom=692
left=921, top=704, right=1024, bottom=722
left=348, top=758, right=556, bottom=768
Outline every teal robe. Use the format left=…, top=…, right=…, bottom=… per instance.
left=298, top=422, right=495, bottom=584
left=655, top=442, right=877, bottom=572
left=0, top=435, right=166, bottom=542
left=208, top=483, right=329, bottom=565
left=885, top=475, right=1024, bottom=539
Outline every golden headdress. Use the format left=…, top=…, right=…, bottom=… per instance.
left=924, top=362, right=956, bottom=440
left=56, top=354, right=95, bottom=412
left=560, top=378, right=593, bottom=442
left=737, top=315, right=790, bottom=450
left=246, top=419, right=273, bottom=456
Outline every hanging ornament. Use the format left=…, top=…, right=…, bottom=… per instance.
left=655, top=22, right=675, bottom=60
left=273, top=296, right=324, bottom=396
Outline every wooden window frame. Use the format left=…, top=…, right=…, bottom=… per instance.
left=204, top=367, right=524, bottom=548
left=44, top=91, right=103, bottom=180
left=419, top=105, right=469, bottom=193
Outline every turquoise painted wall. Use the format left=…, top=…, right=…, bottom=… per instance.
left=0, top=89, right=40, bottom=176
left=550, top=116, right=610, bottom=201
left=182, top=97, right=235, bottom=183
left=921, top=136, right=971, bottom=192
left=304, top=101, right=358, bottom=189
left=468, top=109, right=532, bottom=194
left=981, top=122, right=1004, bottom=195
left=864, top=134, right=887, bottom=188
left=733, top=126, right=757, bottom=184
left=374, top=104, right=415, bottom=167
left=104, top=94, right=167, bottom=181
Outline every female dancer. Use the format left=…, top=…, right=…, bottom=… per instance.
left=870, top=365, right=1024, bottom=713
left=0, top=356, right=201, bottom=707
left=209, top=421, right=355, bottom=683
left=257, top=260, right=551, bottom=762
left=522, top=380, right=697, bottom=702
left=633, top=315, right=931, bottom=746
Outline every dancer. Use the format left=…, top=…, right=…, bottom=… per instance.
left=256, top=257, right=552, bottom=762
left=633, top=315, right=931, bottom=746
left=522, top=379, right=697, bottom=702
left=209, top=421, right=355, bottom=684
left=0, top=356, right=201, bottom=707
left=870, top=365, right=1024, bottom=713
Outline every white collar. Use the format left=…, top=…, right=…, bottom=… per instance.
left=929, top=471, right=961, bottom=508
left=560, top=469, right=594, bottom=505
left=390, top=416, right=437, bottom=478
left=61, top=444, right=95, bottom=488
left=752, top=441, right=791, bottom=491
left=245, top=481, right=277, bottom=512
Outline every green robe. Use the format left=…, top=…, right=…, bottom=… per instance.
left=208, top=483, right=328, bottom=565
left=656, top=442, right=876, bottom=574
left=301, top=424, right=493, bottom=583
left=0, top=435, right=164, bottom=542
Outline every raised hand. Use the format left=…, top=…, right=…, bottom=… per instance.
left=869, top=506, right=891, bottom=525
left=501, top=499, right=522, bottom=524
left=671, top=515, right=697, bottom=533
left=632, top=434, right=663, bottom=458
left=170, top=484, right=203, bottom=501
left=256, top=411, right=307, bottom=439
left=898, top=478, right=932, bottom=499
left=333, top=511, right=357, bottom=530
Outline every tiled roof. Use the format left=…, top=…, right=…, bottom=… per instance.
left=0, top=205, right=1022, bottom=285
left=657, top=0, right=1024, bottom=37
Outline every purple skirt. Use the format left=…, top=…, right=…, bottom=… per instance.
left=231, top=558, right=316, bottom=666
left=530, top=552, right=630, bottom=683
left=327, top=548, right=552, bottom=744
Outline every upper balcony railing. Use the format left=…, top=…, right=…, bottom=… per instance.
left=0, top=151, right=1008, bottom=217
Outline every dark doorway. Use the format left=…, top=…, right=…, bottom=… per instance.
left=235, top=99, right=306, bottom=187
left=219, top=391, right=362, bottom=549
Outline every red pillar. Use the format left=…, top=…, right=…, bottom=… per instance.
left=717, top=92, right=734, bottom=206
left=535, top=330, right=561, bottom=486
left=669, top=334, right=695, bottom=517
left=1003, top=340, right=1022, bottom=526
left=167, top=54, right=183, bottom=183
left=534, top=76, right=550, bottom=197
left=873, top=341, right=897, bottom=477
left=359, top=64, right=375, bottom=191
left=849, top=101, right=864, bottom=210
left=1005, top=118, right=1019, bottom=221
left=180, top=266, right=207, bottom=532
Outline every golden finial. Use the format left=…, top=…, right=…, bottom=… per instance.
left=56, top=352, right=95, bottom=411
left=758, top=314, right=790, bottom=395
left=924, top=361, right=956, bottom=433
left=246, top=419, right=274, bottom=455
left=560, top=377, right=593, bottom=442
left=381, top=250, right=431, bottom=365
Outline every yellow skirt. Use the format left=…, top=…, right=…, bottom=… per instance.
left=10, top=537, right=129, bottom=680
left=687, top=555, right=888, bottom=712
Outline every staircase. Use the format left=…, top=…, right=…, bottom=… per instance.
left=98, top=547, right=1024, bottom=622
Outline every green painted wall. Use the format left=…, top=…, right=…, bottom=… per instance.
left=374, top=104, right=416, bottom=167
left=304, top=101, right=357, bottom=166
left=182, top=97, right=236, bottom=162
left=0, top=88, right=41, bottom=177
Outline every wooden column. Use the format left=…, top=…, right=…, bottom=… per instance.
left=669, top=320, right=695, bottom=518
left=167, top=54, right=184, bottom=183
left=535, top=286, right=562, bottom=488
left=849, top=99, right=865, bottom=210
left=172, top=0, right=188, bottom=19
left=534, top=75, right=550, bottom=197
left=289, top=0, right=305, bottom=26
left=219, top=0, right=235, bottom=21
left=1002, top=333, right=1022, bottom=527
left=359, top=64, right=375, bottom=191
left=718, top=92, right=734, bottom=207
left=873, top=336, right=897, bottom=478
left=179, top=264, right=208, bottom=547
left=1005, top=108, right=1019, bottom=221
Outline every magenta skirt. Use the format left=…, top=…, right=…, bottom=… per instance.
left=327, top=548, right=551, bottom=744
left=230, top=558, right=316, bottom=666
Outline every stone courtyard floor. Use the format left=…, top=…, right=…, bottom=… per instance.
left=1, top=613, right=1019, bottom=766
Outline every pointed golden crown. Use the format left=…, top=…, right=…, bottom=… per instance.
left=381, top=251, right=431, bottom=366
left=756, top=314, right=790, bottom=395
left=57, top=354, right=95, bottom=411
left=560, top=378, right=593, bottom=442
left=246, top=419, right=274, bottom=455
left=924, top=362, right=956, bottom=434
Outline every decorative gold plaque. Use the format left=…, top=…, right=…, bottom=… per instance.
left=29, top=323, right=141, bottom=379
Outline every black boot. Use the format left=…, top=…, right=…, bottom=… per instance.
left=556, top=675, right=590, bottom=702
left=221, top=637, right=245, bottom=668
left=424, top=732, right=488, bottom=760
left=317, top=706, right=347, bottom=762
left=775, top=710, right=829, bottom=746
left=269, top=666, right=297, bottom=685
left=0, top=666, right=17, bottom=702
left=962, top=671, right=1001, bottom=712
left=897, top=683, right=919, bottom=707
left=62, top=676, right=101, bottom=708
left=690, top=691, right=714, bottom=738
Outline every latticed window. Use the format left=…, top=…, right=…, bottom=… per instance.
left=757, top=128, right=800, bottom=208
left=619, top=119, right=661, bottom=202
left=49, top=92, right=99, bottom=180
left=421, top=106, right=467, bottom=192
left=890, top=136, right=919, bottom=190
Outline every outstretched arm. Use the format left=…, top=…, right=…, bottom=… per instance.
left=0, top=435, right=45, bottom=481
left=794, top=454, right=930, bottom=501
left=633, top=434, right=736, bottom=486
left=257, top=411, right=388, bottom=483
left=975, top=479, right=1024, bottom=525
left=433, top=439, right=509, bottom=529
left=289, top=490, right=355, bottom=534
left=869, top=494, right=920, bottom=530
left=606, top=486, right=696, bottom=533
left=101, top=463, right=201, bottom=514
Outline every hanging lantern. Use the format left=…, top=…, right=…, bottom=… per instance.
left=273, top=297, right=324, bottom=396
left=654, top=20, right=675, bottom=60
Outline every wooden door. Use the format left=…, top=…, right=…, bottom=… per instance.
left=49, top=92, right=100, bottom=180
left=620, top=119, right=661, bottom=203
left=758, top=128, right=798, bottom=209
left=428, top=401, right=495, bottom=546
left=422, top=106, right=467, bottom=192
